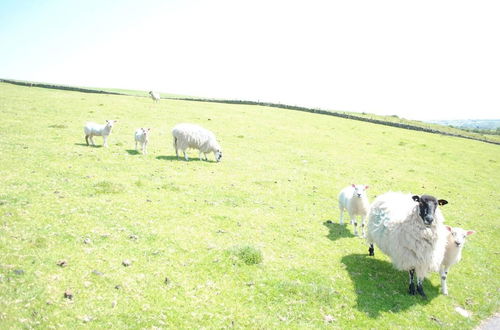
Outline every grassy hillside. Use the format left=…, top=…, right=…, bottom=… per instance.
left=0, top=82, right=498, bottom=328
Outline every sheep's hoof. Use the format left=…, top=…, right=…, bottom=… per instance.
left=417, top=285, right=427, bottom=298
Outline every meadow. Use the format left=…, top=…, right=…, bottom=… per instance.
left=0, top=82, right=498, bottom=328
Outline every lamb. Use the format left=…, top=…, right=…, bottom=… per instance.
left=172, top=123, right=222, bottom=162
left=149, top=91, right=160, bottom=102
left=134, top=128, right=151, bottom=155
left=440, top=226, right=475, bottom=295
left=84, top=120, right=117, bottom=147
left=338, top=184, right=370, bottom=236
left=366, top=192, right=448, bottom=297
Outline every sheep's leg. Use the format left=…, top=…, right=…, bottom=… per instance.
left=85, top=135, right=90, bottom=146
left=143, top=142, right=147, bottom=155
left=416, top=277, right=426, bottom=298
left=103, top=135, right=108, bottom=147
left=408, top=269, right=416, bottom=295
left=361, top=216, right=367, bottom=237
left=183, top=151, right=189, bottom=161
left=204, top=153, right=208, bottom=161
left=135, top=141, right=138, bottom=151
left=199, top=151, right=203, bottom=161
left=339, top=206, right=344, bottom=225
left=350, top=214, right=358, bottom=236
left=368, top=243, right=374, bottom=256
left=440, top=265, right=449, bottom=295
left=90, top=135, right=96, bottom=146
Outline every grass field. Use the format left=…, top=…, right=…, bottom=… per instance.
left=0, top=82, right=498, bottom=328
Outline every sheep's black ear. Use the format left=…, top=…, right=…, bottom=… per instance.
left=412, top=195, right=420, bottom=202
left=438, top=199, right=448, bottom=206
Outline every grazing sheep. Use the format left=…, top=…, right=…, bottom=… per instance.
left=366, top=192, right=448, bottom=297
left=172, top=123, right=222, bottom=162
left=84, top=120, right=117, bottom=147
left=440, top=226, right=475, bottom=295
left=134, top=128, right=151, bottom=155
left=338, top=184, right=370, bottom=236
left=149, top=91, right=160, bottom=102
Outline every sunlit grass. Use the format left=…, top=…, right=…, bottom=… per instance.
left=0, top=82, right=498, bottom=328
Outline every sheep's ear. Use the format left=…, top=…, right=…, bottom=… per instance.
left=106, top=120, right=109, bottom=123
left=365, top=185, right=369, bottom=189
left=445, top=225, right=452, bottom=232
left=438, top=199, right=448, bottom=206
left=466, top=230, right=475, bottom=236
left=351, top=184, right=356, bottom=188
left=412, top=195, right=420, bottom=202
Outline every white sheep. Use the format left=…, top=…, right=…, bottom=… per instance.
left=134, top=128, right=151, bottom=155
left=172, top=123, right=222, bottom=162
left=366, top=192, right=448, bottom=297
left=149, top=91, right=160, bottom=102
left=338, top=184, right=370, bottom=236
left=84, top=120, right=117, bottom=147
left=440, top=226, right=475, bottom=295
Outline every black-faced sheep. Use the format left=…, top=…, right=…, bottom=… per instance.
left=366, top=192, right=448, bottom=297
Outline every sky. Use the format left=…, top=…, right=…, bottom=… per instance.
left=1, top=0, right=499, bottom=120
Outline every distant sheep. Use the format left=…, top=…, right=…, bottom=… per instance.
left=134, top=128, right=151, bottom=155
left=84, top=120, right=117, bottom=147
left=149, top=91, right=160, bottom=102
left=366, top=192, right=448, bottom=297
left=440, top=226, right=475, bottom=295
left=338, top=184, right=370, bottom=236
left=172, top=123, right=222, bottom=162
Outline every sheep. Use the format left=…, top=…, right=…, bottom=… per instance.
left=134, top=128, right=151, bottom=155
left=366, top=192, right=448, bottom=297
left=149, top=91, right=160, bottom=102
left=440, top=226, right=475, bottom=295
left=338, top=184, right=370, bottom=236
left=172, top=123, right=222, bottom=162
left=84, top=120, right=117, bottom=147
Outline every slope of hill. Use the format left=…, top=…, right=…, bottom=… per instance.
left=2, top=78, right=499, bottom=144
left=0, top=81, right=498, bottom=328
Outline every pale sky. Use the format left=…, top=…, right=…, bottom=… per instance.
left=1, top=0, right=499, bottom=120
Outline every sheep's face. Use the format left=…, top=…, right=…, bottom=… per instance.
left=215, top=149, right=222, bottom=162
left=412, top=195, right=448, bottom=226
left=106, top=120, right=117, bottom=129
left=351, top=184, right=368, bottom=198
left=446, top=226, right=475, bottom=247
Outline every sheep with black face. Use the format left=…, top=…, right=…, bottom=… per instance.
left=366, top=192, right=448, bottom=298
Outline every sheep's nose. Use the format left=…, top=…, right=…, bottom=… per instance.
left=424, top=215, right=433, bottom=224
left=455, top=242, right=461, bottom=247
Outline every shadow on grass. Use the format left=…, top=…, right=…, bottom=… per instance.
left=156, top=155, right=218, bottom=163
left=323, top=220, right=355, bottom=241
left=74, top=143, right=102, bottom=148
left=156, top=155, right=179, bottom=161
left=126, top=149, right=140, bottom=155
left=341, top=253, right=439, bottom=318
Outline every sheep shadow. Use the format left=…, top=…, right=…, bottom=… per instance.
left=323, top=220, right=355, bottom=241
left=156, top=155, right=218, bottom=163
left=156, top=155, right=180, bottom=161
left=126, top=149, right=140, bottom=155
left=341, top=253, right=439, bottom=318
left=74, top=143, right=102, bottom=148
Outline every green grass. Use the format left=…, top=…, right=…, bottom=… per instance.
left=0, top=82, right=498, bottom=328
